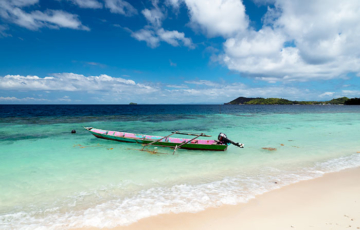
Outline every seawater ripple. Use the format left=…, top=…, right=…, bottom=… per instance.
left=1, top=153, right=360, bottom=230
left=1, top=105, right=360, bottom=229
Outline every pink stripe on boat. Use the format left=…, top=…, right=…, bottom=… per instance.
left=168, top=138, right=183, bottom=143
left=125, top=133, right=136, bottom=138
left=107, top=131, right=115, bottom=135
left=198, top=140, right=215, bottom=145
left=92, top=129, right=106, bottom=134
left=114, top=132, right=123, bottom=137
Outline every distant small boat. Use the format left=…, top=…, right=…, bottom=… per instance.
left=84, top=127, right=244, bottom=153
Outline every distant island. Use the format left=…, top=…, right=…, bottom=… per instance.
left=129, top=102, right=138, bottom=105
left=225, top=97, right=360, bottom=105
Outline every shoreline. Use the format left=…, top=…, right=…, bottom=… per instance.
left=81, top=167, right=360, bottom=230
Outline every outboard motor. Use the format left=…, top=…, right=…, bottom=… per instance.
left=218, top=133, right=244, bottom=148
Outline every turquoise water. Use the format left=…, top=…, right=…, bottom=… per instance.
left=0, top=105, right=360, bottom=229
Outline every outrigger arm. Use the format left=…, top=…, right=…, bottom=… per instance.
left=141, top=131, right=212, bottom=154
left=141, top=131, right=179, bottom=151
left=172, top=133, right=207, bottom=155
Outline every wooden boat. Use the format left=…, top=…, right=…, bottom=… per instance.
left=84, top=127, right=244, bottom=153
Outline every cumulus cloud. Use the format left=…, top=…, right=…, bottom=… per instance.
left=166, top=0, right=360, bottom=82
left=69, top=0, right=103, bottom=9
left=104, top=0, right=137, bottom=16
left=0, top=74, right=158, bottom=95
left=131, top=0, right=194, bottom=49
left=182, top=0, right=249, bottom=37
left=0, top=0, right=89, bottom=31
left=218, top=0, right=360, bottom=82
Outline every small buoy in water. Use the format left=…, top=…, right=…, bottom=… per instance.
left=71, top=130, right=76, bottom=134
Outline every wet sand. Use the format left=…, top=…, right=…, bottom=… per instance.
left=82, top=167, right=360, bottom=230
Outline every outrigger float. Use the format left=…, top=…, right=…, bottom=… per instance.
left=84, top=127, right=244, bottom=154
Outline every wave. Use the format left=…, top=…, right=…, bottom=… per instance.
left=1, top=153, right=360, bottom=230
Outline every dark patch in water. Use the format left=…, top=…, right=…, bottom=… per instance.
left=262, top=147, right=277, bottom=151
left=0, top=114, right=206, bottom=125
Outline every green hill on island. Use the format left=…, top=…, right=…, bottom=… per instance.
left=344, top=98, right=360, bottom=105
left=245, top=98, right=294, bottom=105
left=225, top=96, right=359, bottom=105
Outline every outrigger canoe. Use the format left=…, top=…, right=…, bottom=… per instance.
left=84, top=127, right=244, bottom=153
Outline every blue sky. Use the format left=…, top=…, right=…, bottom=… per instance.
left=0, top=0, right=360, bottom=104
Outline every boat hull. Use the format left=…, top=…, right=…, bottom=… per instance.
left=86, top=128, right=228, bottom=151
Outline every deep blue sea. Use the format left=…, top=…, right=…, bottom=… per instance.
left=1, top=105, right=360, bottom=229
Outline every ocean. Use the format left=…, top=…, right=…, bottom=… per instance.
left=1, top=104, right=360, bottom=229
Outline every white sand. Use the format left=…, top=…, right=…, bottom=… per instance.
left=81, top=167, right=360, bottom=230
left=80, top=168, right=360, bottom=230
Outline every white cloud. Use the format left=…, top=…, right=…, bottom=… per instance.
left=104, top=0, right=137, bottom=16
left=319, top=92, right=334, bottom=98
left=0, top=74, right=159, bottom=95
left=9, top=0, right=39, bottom=7
left=166, top=0, right=360, bottom=82
left=166, top=84, right=188, bottom=88
left=185, top=80, right=219, bottom=87
left=142, top=1, right=164, bottom=27
left=58, top=96, right=72, bottom=102
left=0, top=96, right=48, bottom=101
left=164, top=81, right=312, bottom=103
left=1, top=74, right=346, bottom=103
left=170, top=0, right=249, bottom=37
left=217, top=0, right=360, bottom=82
left=131, top=28, right=160, bottom=48
left=131, top=0, right=193, bottom=49
left=85, top=61, right=106, bottom=67
left=165, top=0, right=182, bottom=9
left=342, top=90, right=360, bottom=97
left=223, top=27, right=286, bottom=59
left=0, top=0, right=89, bottom=31
left=157, top=28, right=194, bottom=48
left=69, top=0, right=102, bottom=9
left=131, top=28, right=194, bottom=48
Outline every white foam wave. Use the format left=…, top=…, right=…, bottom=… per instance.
left=1, top=153, right=360, bottom=230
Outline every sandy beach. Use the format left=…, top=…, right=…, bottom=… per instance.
left=81, top=167, right=360, bottom=230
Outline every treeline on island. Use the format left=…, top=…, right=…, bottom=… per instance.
left=225, top=97, right=360, bottom=105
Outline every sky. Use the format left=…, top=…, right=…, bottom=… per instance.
left=0, top=0, right=360, bottom=104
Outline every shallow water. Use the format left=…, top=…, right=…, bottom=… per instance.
left=0, top=105, right=360, bottom=229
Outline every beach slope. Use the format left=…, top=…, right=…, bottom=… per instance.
left=105, top=167, right=360, bottom=230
